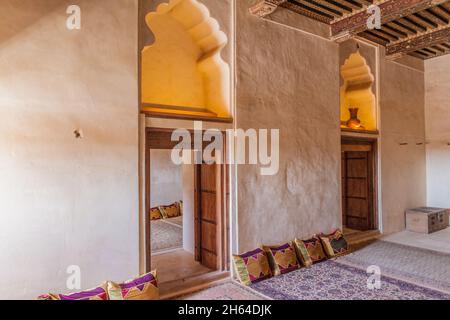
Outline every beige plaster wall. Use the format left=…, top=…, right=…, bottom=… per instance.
left=0, top=0, right=139, bottom=299
left=425, top=55, right=450, bottom=209
left=379, top=50, right=427, bottom=234
left=236, top=1, right=341, bottom=252
left=150, top=149, right=183, bottom=207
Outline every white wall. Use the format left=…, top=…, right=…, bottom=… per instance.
left=0, top=0, right=139, bottom=299
left=150, top=149, right=183, bottom=207
left=379, top=51, right=427, bottom=234
left=425, top=55, right=450, bottom=209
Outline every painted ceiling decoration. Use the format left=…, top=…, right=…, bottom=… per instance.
left=250, top=0, right=450, bottom=60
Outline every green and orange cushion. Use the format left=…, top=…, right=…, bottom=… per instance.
left=293, top=238, right=313, bottom=268
left=38, top=283, right=109, bottom=300
left=320, top=229, right=349, bottom=258
left=233, top=248, right=272, bottom=286
left=298, top=237, right=327, bottom=264
left=264, top=242, right=300, bottom=276
left=107, top=270, right=159, bottom=300
left=150, top=207, right=163, bottom=220
left=159, top=203, right=180, bottom=219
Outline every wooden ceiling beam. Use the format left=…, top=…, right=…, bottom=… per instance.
left=386, top=25, right=450, bottom=58
left=426, top=7, right=450, bottom=24
left=280, top=1, right=335, bottom=23
left=336, top=0, right=363, bottom=10
left=388, top=20, right=418, bottom=35
left=321, top=0, right=353, bottom=13
left=399, top=16, right=428, bottom=32
left=331, top=0, right=449, bottom=41
left=295, top=0, right=343, bottom=18
left=410, top=12, right=438, bottom=29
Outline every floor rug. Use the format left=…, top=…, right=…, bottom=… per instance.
left=180, top=281, right=269, bottom=300
left=151, top=219, right=183, bottom=252
left=337, top=240, right=450, bottom=293
left=250, top=260, right=450, bottom=300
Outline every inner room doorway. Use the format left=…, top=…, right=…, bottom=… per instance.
left=341, top=137, right=378, bottom=234
left=145, top=128, right=229, bottom=291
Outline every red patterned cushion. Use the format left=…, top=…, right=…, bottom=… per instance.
left=233, top=248, right=272, bottom=286
left=53, top=285, right=108, bottom=300
left=264, top=243, right=300, bottom=276
left=107, top=271, right=159, bottom=300
left=302, top=237, right=327, bottom=264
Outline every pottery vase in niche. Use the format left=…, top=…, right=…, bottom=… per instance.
left=346, top=107, right=363, bottom=130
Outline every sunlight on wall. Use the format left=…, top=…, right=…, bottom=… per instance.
left=340, top=51, right=377, bottom=131
left=141, top=0, right=231, bottom=117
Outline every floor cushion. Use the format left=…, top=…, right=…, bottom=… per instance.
left=233, top=248, right=272, bottom=286
left=107, top=271, right=159, bottom=300
left=320, top=229, right=349, bottom=258
left=150, top=207, right=163, bottom=220
left=264, top=243, right=300, bottom=276
left=293, top=239, right=313, bottom=267
left=159, top=203, right=180, bottom=219
left=298, top=237, right=327, bottom=264
left=42, top=284, right=109, bottom=300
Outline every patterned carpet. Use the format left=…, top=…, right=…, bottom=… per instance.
left=151, top=218, right=183, bottom=253
left=250, top=260, right=450, bottom=300
left=337, top=240, right=450, bottom=293
left=180, top=281, right=269, bottom=300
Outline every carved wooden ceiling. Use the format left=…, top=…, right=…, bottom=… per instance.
left=250, top=0, right=450, bottom=60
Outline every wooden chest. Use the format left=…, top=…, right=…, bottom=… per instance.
left=406, top=207, right=449, bottom=234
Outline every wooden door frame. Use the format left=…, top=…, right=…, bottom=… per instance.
left=145, top=127, right=229, bottom=273
left=341, top=136, right=379, bottom=231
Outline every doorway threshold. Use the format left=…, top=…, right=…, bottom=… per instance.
left=345, top=229, right=381, bottom=251
left=160, top=270, right=230, bottom=300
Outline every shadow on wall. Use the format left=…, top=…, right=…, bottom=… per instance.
left=141, top=0, right=231, bottom=117
left=0, top=0, right=67, bottom=46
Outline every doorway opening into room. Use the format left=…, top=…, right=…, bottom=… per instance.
left=341, top=137, right=379, bottom=240
left=145, top=128, right=229, bottom=295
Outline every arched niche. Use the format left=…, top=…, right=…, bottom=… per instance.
left=340, top=51, right=377, bottom=131
left=141, top=0, right=231, bottom=119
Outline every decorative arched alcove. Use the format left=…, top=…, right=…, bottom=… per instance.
left=340, top=51, right=377, bottom=132
left=141, top=0, right=231, bottom=120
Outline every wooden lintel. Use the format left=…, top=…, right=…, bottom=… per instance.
left=249, top=0, right=287, bottom=18
left=331, top=0, right=449, bottom=39
left=386, top=26, right=450, bottom=58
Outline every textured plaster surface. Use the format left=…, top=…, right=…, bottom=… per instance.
left=0, top=0, right=139, bottom=299
left=236, top=0, right=341, bottom=252
left=425, top=55, right=450, bottom=208
left=150, top=150, right=183, bottom=207
left=380, top=49, right=426, bottom=234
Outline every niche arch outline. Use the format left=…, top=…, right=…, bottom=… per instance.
left=141, top=0, right=231, bottom=120
left=340, top=51, right=377, bottom=132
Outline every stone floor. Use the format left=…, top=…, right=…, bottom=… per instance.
left=382, top=227, right=450, bottom=254
left=180, top=281, right=269, bottom=300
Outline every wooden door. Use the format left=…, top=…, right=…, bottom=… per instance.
left=195, top=163, right=221, bottom=270
left=342, top=145, right=374, bottom=231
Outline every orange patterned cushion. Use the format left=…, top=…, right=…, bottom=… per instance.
left=150, top=207, right=162, bottom=220
left=159, top=203, right=180, bottom=219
